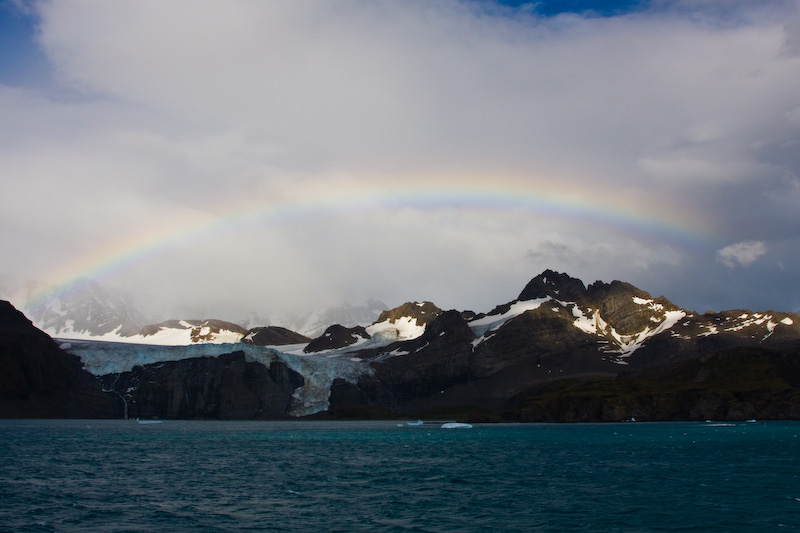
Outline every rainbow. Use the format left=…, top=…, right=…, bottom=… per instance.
left=29, top=174, right=713, bottom=305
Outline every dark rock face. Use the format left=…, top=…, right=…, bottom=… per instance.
left=304, top=325, right=370, bottom=353
left=585, top=280, right=678, bottom=335
left=101, top=351, right=304, bottom=419
left=242, top=326, right=310, bottom=346
left=360, top=304, right=620, bottom=415
left=0, top=300, right=117, bottom=418
left=470, top=305, right=610, bottom=378
left=503, top=347, right=800, bottom=422
left=363, top=310, right=477, bottom=412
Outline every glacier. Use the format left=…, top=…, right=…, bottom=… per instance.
left=65, top=340, right=374, bottom=417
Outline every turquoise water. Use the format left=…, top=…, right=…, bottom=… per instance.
left=1, top=420, right=799, bottom=531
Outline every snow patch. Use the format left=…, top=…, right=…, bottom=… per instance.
left=611, top=310, right=686, bottom=357
left=632, top=296, right=664, bottom=312
left=781, top=317, right=794, bottom=326
left=366, top=316, right=425, bottom=343
left=699, top=325, right=719, bottom=337
left=48, top=322, right=245, bottom=346
left=570, top=304, right=609, bottom=336
left=469, top=298, right=549, bottom=338
left=762, top=320, right=778, bottom=342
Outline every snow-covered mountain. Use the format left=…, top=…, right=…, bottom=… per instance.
left=4, top=269, right=800, bottom=421
left=270, top=299, right=389, bottom=338
left=15, top=277, right=146, bottom=338
left=2, top=276, right=386, bottom=345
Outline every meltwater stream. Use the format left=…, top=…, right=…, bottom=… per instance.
left=1, top=420, right=799, bottom=532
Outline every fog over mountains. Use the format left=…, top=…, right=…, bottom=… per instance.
left=0, top=276, right=388, bottom=342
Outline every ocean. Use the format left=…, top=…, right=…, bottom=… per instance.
left=1, top=420, right=798, bottom=532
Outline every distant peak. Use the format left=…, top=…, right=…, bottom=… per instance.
left=374, top=301, right=442, bottom=327
left=518, top=270, right=587, bottom=302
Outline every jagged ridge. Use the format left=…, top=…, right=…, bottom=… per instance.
left=2, top=269, right=799, bottom=421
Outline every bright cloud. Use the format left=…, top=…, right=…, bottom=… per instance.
left=716, top=240, right=768, bottom=268
left=1, top=0, right=799, bottom=318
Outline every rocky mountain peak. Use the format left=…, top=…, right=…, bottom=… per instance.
left=304, top=324, right=370, bottom=353
left=24, top=277, right=145, bottom=337
left=585, top=279, right=680, bottom=336
left=517, top=270, right=587, bottom=302
left=375, top=301, right=442, bottom=327
left=140, top=319, right=248, bottom=343
left=0, top=300, right=39, bottom=332
left=241, top=326, right=310, bottom=347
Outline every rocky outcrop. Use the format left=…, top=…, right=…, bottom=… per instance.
left=241, top=326, right=310, bottom=346
left=585, top=280, right=679, bottom=335
left=304, top=325, right=370, bottom=353
left=362, top=310, right=477, bottom=412
left=101, top=351, right=304, bottom=419
left=0, top=300, right=117, bottom=418
left=375, top=301, right=442, bottom=327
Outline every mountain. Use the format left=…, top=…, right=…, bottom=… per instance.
left=2, top=269, right=799, bottom=421
left=136, top=319, right=248, bottom=345
left=319, top=269, right=800, bottom=418
left=4, top=277, right=386, bottom=345
left=271, top=299, right=389, bottom=338
left=0, top=300, right=117, bottom=418
left=17, top=278, right=146, bottom=338
left=241, top=326, right=311, bottom=347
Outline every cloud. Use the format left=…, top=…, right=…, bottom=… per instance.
left=1, top=1, right=799, bottom=318
left=716, top=240, right=768, bottom=268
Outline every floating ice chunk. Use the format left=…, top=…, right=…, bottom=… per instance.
left=441, top=422, right=472, bottom=429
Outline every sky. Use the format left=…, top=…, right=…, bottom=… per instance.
left=1, top=0, right=799, bottom=322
